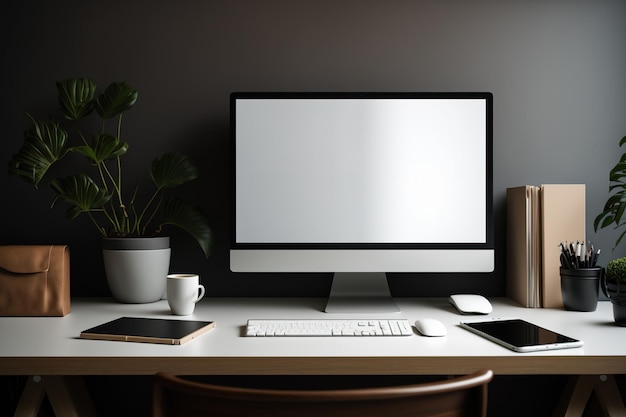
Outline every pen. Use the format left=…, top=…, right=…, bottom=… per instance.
left=559, top=243, right=573, bottom=268
left=559, top=241, right=600, bottom=269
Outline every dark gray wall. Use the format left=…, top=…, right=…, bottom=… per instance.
left=3, top=0, right=626, bottom=298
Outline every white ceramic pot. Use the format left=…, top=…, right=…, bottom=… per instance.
left=102, top=237, right=171, bottom=303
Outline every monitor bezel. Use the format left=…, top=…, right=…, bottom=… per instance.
left=230, top=91, right=494, bottom=252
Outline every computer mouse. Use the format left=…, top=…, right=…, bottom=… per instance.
left=449, top=294, right=493, bottom=315
left=414, top=318, right=447, bottom=337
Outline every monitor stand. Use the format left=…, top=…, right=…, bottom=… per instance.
left=324, top=272, right=401, bottom=314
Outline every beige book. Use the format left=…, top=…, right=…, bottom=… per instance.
left=540, top=184, right=586, bottom=308
left=506, top=186, right=541, bottom=307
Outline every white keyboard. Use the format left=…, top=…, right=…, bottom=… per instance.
left=245, top=319, right=413, bottom=337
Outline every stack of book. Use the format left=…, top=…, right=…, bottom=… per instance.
left=506, top=184, right=586, bottom=308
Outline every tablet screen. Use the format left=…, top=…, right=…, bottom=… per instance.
left=460, top=318, right=583, bottom=352
left=80, top=317, right=216, bottom=345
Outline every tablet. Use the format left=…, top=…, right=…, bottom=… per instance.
left=459, top=317, right=583, bottom=353
left=80, top=317, right=216, bottom=345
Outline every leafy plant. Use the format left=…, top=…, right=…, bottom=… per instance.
left=607, top=257, right=626, bottom=282
left=8, top=78, right=211, bottom=257
left=594, top=135, right=626, bottom=251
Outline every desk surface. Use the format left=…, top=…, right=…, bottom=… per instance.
left=1, top=297, right=624, bottom=376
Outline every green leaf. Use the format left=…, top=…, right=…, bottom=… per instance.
left=162, top=197, right=212, bottom=258
left=610, top=162, right=626, bottom=180
left=94, top=82, right=138, bottom=120
left=594, top=213, right=606, bottom=232
left=56, top=78, right=96, bottom=120
left=616, top=229, right=626, bottom=249
left=615, top=204, right=626, bottom=227
left=50, top=174, right=112, bottom=219
left=150, top=152, right=198, bottom=189
left=72, top=134, right=129, bottom=164
left=8, top=115, right=68, bottom=186
left=608, top=183, right=626, bottom=193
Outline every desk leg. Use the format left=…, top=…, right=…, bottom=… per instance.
left=13, top=376, right=97, bottom=417
left=13, top=376, right=45, bottom=417
left=594, top=375, right=626, bottom=417
left=552, top=375, right=626, bottom=417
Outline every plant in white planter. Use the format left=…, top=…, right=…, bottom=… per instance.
left=8, top=78, right=211, bottom=302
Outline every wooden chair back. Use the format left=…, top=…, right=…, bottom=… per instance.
left=152, top=368, right=493, bottom=417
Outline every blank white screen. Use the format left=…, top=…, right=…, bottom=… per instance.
left=235, top=98, right=487, bottom=244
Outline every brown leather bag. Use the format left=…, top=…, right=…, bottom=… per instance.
left=0, top=245, right=70, bottom=316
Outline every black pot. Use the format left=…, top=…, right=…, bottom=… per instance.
left=601, top=272, right=626, bottom=326
left=560, top=267, right=601, bottom=312
left=102, top=236, right=170, bottom=250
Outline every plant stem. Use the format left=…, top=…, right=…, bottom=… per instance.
left=75, top=120, right=89, bottom=147
left=87, top=211, right=107, bottom=237
left=140, top=192, right=164, bottom=235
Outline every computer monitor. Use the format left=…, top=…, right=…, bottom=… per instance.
left=230, top=92, right=494, bottom=313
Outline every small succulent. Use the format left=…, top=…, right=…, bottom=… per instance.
left=607, top=257, right=626, bottom=283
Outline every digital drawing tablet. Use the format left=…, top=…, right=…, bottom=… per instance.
left=459, top=317, right=583, bottom=353
left=80, top=316, right=216, bottom=345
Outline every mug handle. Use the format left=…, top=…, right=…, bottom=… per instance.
left=601, top=267, right=609, bottom=299
left=601, top=267, right=622, bottom=301
left=194, top=284, right=206, bottom=303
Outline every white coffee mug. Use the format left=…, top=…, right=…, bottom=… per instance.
left=166, top=274, right=205, bottom=316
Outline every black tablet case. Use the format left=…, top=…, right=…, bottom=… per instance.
left=80, top=317, right=216, bottom=345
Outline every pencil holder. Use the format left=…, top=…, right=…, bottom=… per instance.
left=560, top=267, right=601, bottom=312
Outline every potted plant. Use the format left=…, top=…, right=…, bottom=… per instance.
left=604, top=258, right=626, bottom=325
left=8, top=77, right=211, bottom=303
left=594, top=134, right=626, bottom=325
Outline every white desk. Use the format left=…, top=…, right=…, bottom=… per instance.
left=1, top=297, right=625, bottom=376
left=1, top=297, right=625, bottom=417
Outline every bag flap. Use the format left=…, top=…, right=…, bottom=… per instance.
left=0, top=245, right=53, bottom=274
